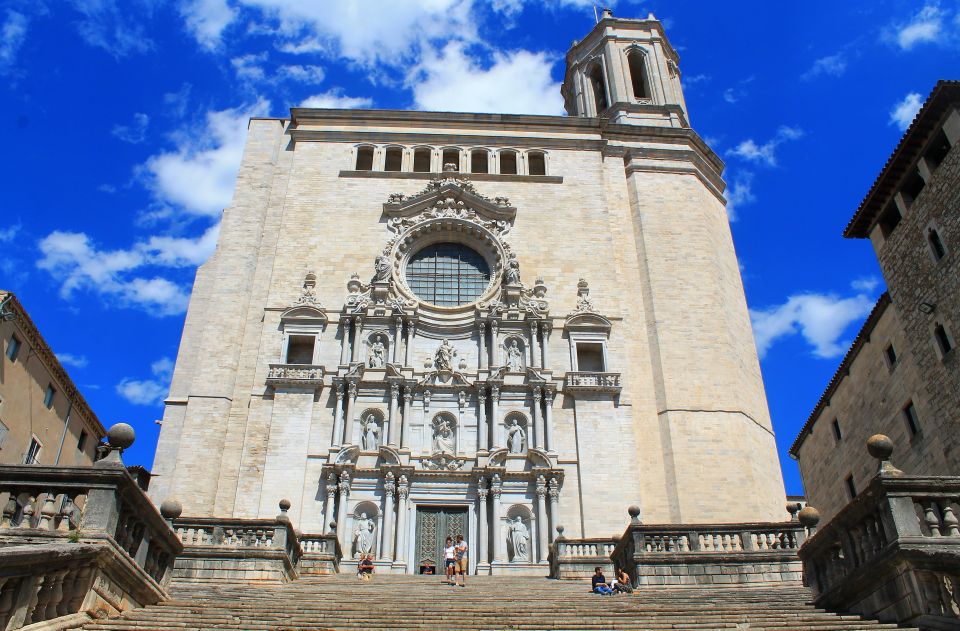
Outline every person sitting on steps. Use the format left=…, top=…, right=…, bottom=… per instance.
left=613, top=567, right=633, bottom=594
left=591, top=567, right=613, bottom=595
left=358, top=554, right=375, bottom=581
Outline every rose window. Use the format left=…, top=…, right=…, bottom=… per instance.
left=405, top=243, right=491, bottom=307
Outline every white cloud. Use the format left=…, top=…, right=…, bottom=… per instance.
left=70, top=0, right=154, bottom=57
left=411, top=41, right=564, bottom=115
left=231, top=52, right=268, bottom=82
left=802, top=52, right=847, bottom=80
left=299, top=89, right=373, bottom=109
left=143, top=99, right=270, bottom=217
left=889, top=92, right=923, bottom=131
left=892, top=3, right=944, bottom=49
left=232, top=53, right=326, bottom=86
left=724, top=173, right=755, bottom=221
left=728, top=126, right=804, bottom=167
left=112, top=113, right=150, bottom=144
left=56, top=353, right=89, bottom=369
left=277, top=64, right=325, bottom=84
left=180, top=0, right=237, bottom=50
left=751, top=290, right=877, bottom=359
left=851, top=276, right=881, bottom=293
left=116, top=357, right=174, bottom=406
left=0, top=10, right=28, bottom=76
left=163, top=83, right=193, bottom=119
left=0, top=222, right=21, bottom=243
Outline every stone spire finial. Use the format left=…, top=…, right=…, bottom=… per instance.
left=277, top=498, right=292, bottom=523
left=628, top=505, right=642, bottom=524
left=867, top=434, right=903, bottom=477
left=95, top=423, right=135, bottom=468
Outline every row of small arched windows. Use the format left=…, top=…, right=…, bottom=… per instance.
left=354, top=145, right=549, bottom=176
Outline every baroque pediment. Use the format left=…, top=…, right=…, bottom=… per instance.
left=383, top=172, right=517, bottom=230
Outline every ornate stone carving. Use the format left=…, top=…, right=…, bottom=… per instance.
left=374, top=254, right=392, bottom=282
left=353, top=512, right=375, bottom=557
left=367, top=334, right=386, bottom=368
left=266, top=364, right=324, bottom=388
left=548, top=477, right=560, bottom=501
left=360, top=414, right=380, bottom=451
left=296, top=271, right=322, bottom=307
left=325, top=472, right=338, bottom=495
left=424, top=453, right=464, bottom=470
left=432, top=415, right=456, bottom=454
left=384, top=472, right=396, bottom=496
left=397, top=475, right=409, bottom=500
left=434, top=339, right=457, bottom=371
left=536, top=475, right=547, bottom=498
left=338, top=471, right=351, bottom=495
left=571, top=278, right=600, bottom=315
left=508, top=516, right=530, bottom=562
left=505, top=339, right=523, bottom=372
left=506, top=419, right=526, bottom=454
left=504, top=253, right=521, bottom=285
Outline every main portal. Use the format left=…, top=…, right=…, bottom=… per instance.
left=415, top=506, right=468, bottom=574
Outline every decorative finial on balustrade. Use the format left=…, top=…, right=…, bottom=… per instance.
left=94, top=423, right=135, bottom=468
left=867, top=434, right=903, bottom=477
left=628, top=505, right=642, bottom=525
left=160, top=499, right=182, bottom=524
left=329, top=521, right=337, bottom=533
left=555, top=525, right=565, bottom=540
left=786, top=502, right=801, bottom=521
left=798, top=506, right=821, bottom=536
left=277, top=499, right=292, bottom=524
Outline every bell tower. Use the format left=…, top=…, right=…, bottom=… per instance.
left=562, top=9, right=689, bottom=127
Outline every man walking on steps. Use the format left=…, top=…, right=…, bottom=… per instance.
left=454, top=534, right=468, bottom=587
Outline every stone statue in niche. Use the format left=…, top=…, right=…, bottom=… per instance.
left=434, top=339, right=457, bottom=371
left=374, top=254, right=392, bottom=282
left=367, top=335, right=386, bottom=368
left=505, top=340, right=523, bottom=372
left=506, top=419, right=526, bottom=454
left=432, top=416, right=456, bottom=454
left=353, top=512, right=375, bottom=557
left=361, top=415, right=380, bottom=451
left=504, top=254, right=521, bottom=285
left=508, top=516, right=530, bottom=562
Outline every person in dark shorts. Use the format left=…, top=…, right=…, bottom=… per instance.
left=443, top=536, right=456, bottom=584
left=613, top=567, right=633, bottom=593
left=358, top=554, right=375, bottom=581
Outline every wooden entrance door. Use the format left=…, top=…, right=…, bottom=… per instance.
left=415, top=506, right=468, bottom=573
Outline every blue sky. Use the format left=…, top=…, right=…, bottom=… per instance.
left=1, top=0, right=958, bottom=495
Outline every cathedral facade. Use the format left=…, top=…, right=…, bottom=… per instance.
left=151, top=12, right=787, bottom=575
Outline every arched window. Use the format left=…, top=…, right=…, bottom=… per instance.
left=928, top=227, right=947, bottom=261
left=442, top=148, right=461, bottom=171
left=405, top=242, right=490, bottom=307
left=627, top=49, right=650, bottom=100
left=499, top=150, right=518, bottom=175
left=470, top=149, right=489, bottom=174
left=588, top=63, right=608, bottom=114
left=384, top=147, right=403, bottom=172
left=355, top=146, right=374, bottom=171
left=413, top=147, right=432, bottom=173
left=527, top=151, right=546, bottom=176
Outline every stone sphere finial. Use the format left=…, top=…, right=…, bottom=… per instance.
left=867, top=434, right=903, bottom=476
left=329, top=521, right=337, bottom=532
left=279, top=498, right=292, bottom=511
left=107, top=423, right=135, bottom=451
left=786, top=502, right=801, bottom=519
left=555, top=525, right=565, bottom=539
left=628, top=505, right=641, bottom=524
left=277, top=498, right=292, bottom=523
left=797, top=506, right=821, bottom=528
left=159, top=498, right=182, bottom=521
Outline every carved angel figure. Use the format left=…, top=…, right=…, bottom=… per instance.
left=508, top=516, right=530, bottom=562
left=354, top=513, right=375, bottom=557
left=505, top=340, right=523, bottom=372
left=374, top=254, right=392, bottom=282
left=433, top=417, right=456, bottom=454
left=506, top=419, right=526, bottom=454
left=367, top=335, right=386, bottom=368
left=434, top=339, right=456, bottom=371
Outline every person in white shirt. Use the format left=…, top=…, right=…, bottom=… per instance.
left=443, top=536, right=456, bottom=584
left=454, top=534, right=468, bottom=587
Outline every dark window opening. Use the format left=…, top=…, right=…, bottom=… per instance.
left=588, top=64, right=608, bottom=113
left=499, top=151, right=518, bottom=175
left=928, top=228, right=947, bottom=261
left=5, top=335, right=21, bottom=362
left=627, top=50, right=650, bottom=100
left=77, top=430, right=89, bottom=452
left=413, top=148, right=432, bottom=173
left=832, top=418, right=842, bottom=442
left=355, top=146, right=374, bottom=171
left=527, top=152, right=546, bottom=176
left=924, top=129, right=951, bottom=170
left=884, top=343, right=898, bottom=368
left=405, top=242, right=491, bottom=307
left=43, top=385, right=55, bottom=409
left=903, top=401, right=920, bottom=436
left=576, top=343, right=605, bottom=372
left=844, top=475, right=857, bottom=500
left=934, top=324, right=954, bottom=356
left=442, top=148, right=460, bottom=171
left=384, top=147, right=403, bottom=172
left=878, top=202, right=902, bottom=238
left=901, top=170, right=926, bottom=206
left=470, top=150, right=489, bottom=174
left=24, top=438, right=41, bottom=465
left=287, top=335, right=316, bottom=365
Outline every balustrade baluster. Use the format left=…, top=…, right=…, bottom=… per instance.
left=45, top=569, right=69, bottom=620
left=941, top=503, right=959, bottom=537
left=38, top=492, right=57, bottom=530
left=1, top=495, right=16, bottom=528
left=20, top=494, right=37, bottom=529
left=64, top=567, right=91, bottom=615
left=0, top=578, right=16, bottom=630
left=924, top=502, right=942, bottom=536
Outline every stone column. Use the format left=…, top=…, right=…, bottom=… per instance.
left=490, top=386, right=501, bottom=449
left=404, top=321, right=416, bottom=366
left=394, top=476, right=410, bottom=564
left=548, top=478, right=560, bottom=542
left=323, top=473, right=337, bottom=534
left=490, top=320, right=499, bottom=365
left=401, top=388, right=413, bottom=449
left=380, top=473, right=396, bottom=561
left=339, top=318, right=351, bottom=365
left=344, top=381, right=358, bottom=445
left=541, top=321, right=551, bottom=368
left=336, top=472, right=351, bottom=550
left=491, top=475, right=504, bottom=561
left=532, top=387, right=544, bottom=450
left=388, top=383, right=400, bottom=446
left=351, top=316, right=364, bottom=363
left=477, top=478, right=489, bottom=565
left=332, top=383, right=345, bottom=447
left=477, top=390, right=487, bottom=452
left=393, top=317, right=403, bottom=364
left=536, top=475, right=548, bottom=562
left=543, top=389, right=554, bottom=452
left=529, top=321, right=540, bottom=368
left=477, top=321, right=487, bottom=370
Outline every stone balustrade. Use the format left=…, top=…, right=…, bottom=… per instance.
left=798, top=435, right=960, bottom=630
left=548, top=536, right=617, bottom=579
left=563, top=371, right=622, bottom=394
left=298, top=532, right=342, bottom=575
left=266, top=363, right=325, bottom=389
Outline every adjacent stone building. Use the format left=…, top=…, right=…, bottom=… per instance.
left=151, top=11, right=788, bottom=575
left=791, top=81, right=960, bottom=523
left=0, top=291, right=106, bottom=467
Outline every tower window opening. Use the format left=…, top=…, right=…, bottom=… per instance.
left=470, top=149, right=489, bottom=174
left=924, top=129, right=951, bottom=171
left=384, top=147, right=403, bottom=172
left=831, top=418, right=842, bottom=442
left=287, top=335, right=316, bottom=365
left=903, top=401, right=920, bottom=437
left=878, top=202, right=901, bottom=238
left=413, top=148, right=432, bottom=173
left=934, top=324, right=954, bottom=356
left=527, top=152, right=546, bottom=176
left=355, top=146, right=374, bottom=171
left=588, top=64, right=608, bottom=114
left=901, top=170, right=925, bottom=206
left=928, top=227, right=946, bottom=261
left=499, top=151, right=518, bottom=175
left=442, top=148, right=460, bottom=171
left=844, top=474, right=857, bottom=500
left=627, top=50, right=650, bottom=100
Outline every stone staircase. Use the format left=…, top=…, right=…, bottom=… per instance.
left=82, top=575, right=916, bottom=631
